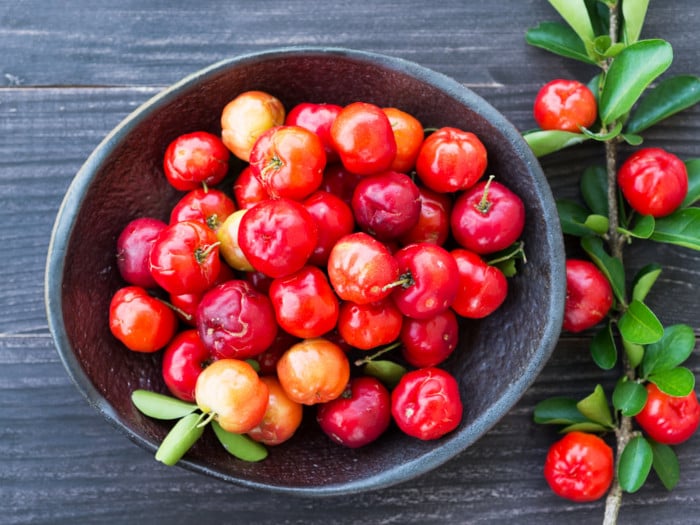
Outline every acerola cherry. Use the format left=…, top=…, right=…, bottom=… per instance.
left=269, top=265, right=339, bottom=339
left=233, top=165, right=269, bottom=209
left=109, top=286, right=178, bottom=353
left=336, top=298, right=403, bottom=351
left=383, top=107, right=424, bottom=173
left=450, top=177, right=525, bottom=254
left=351, top=170, right=422, bottom=241
left=195, top=358, right=269, bottom=434
left=249, top=125, right=326, bottom=200
left=149, top=220, right=221, bottom=295
left=237, top=198, right=318, bottom=278
left=391, top=242, right=459, bottom=319
left=317, top=376, right=392, bottom=448
left=327, top=232, right=400, bottom=305
left=169, top=188, right=236, bottom=232
left=451, top=248, right=508, bottom=319
left=302, top=190, right=355, bottom=267
left=216, top=209, right=255, bottom=272
left=247, top=376, right=304, bottom=446
left=415, top=126, right=487, bottom=193
left=163, top=131, right=230, bottom=191
left=635, top=382, right=700, bottom=445
left=398, top=186, right=452, bottom=246
left=276, top=338, right=350, bottom=405
left=161, top=329, right=213, bottom=402
left=543, top=431, right=613, bottom=502
left=617, top=147, right=689, bottom=218
left=400, top=309, right=459, bottom=368
left=533, top=79, right=597, bottom=132
left=330, top=101, right=397, bottom=176
left=285, top=102, right=342, bottom=163
left=196, top=279, right=278, bottom=360
left=116, top=217, right=167, bottom=288
left=563, top=259, right=613, bottom=333
left=320, top=163, right=363, bottom=205
left=391, top=367, right=463, bottom=440
left=220, top=90, right=285, bottom=162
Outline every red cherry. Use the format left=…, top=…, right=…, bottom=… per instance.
left=169, top=188, right=236, bottom=232
left=451, top=248, right=508, bottom=319
left=161, top=329, right=213, bottom=402
left=285, top=102, right=342, bottom=163
left=163, top=131, right=230, bottom=191
left=563, top=259, right=613, bottom=333
left=400, top=309, right=459, bottom=368
left=116, top=217, right=167, bottom=288
left=302, top=190, right=355, bottom=267
left=336, top=298, right=403, bottom=351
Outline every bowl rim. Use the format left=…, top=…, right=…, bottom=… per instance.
left=45, top=45, right=565, bottom=497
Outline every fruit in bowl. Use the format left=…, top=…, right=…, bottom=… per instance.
left=45, top=47, right=565, bottom=496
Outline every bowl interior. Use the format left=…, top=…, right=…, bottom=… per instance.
left=46, top=48, right=564, bottom=495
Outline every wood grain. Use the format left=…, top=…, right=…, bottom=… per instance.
left=1, top=0, right=699, bottom=523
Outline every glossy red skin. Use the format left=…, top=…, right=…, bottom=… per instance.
left=400, top=309, right=459, bottom=368
left=108, top=286, right=178, bottom=353
left=233, top=165, right=269, bottom=209
left=330, top=102, right=397, bottom=176
left=391, top=367, right=463, bottom=440
left=116, top=217, right=167, bottom=288
left=451, top=248, right=508, bottom=319
left=337, top=298, right=403, bottom=351
left=238, top=198, right=318, bottom=278
left=635, top=383, right=700, bottom=445
left=327, top=232, right=400, bottom=305
left=285, top=102, right=342, bottom=163
left=269, top=266, right=339, bottom=339
left=451, top=179, right=525, bottom=254
left=169, top=188, right=236, bottom=231
left=415, top=127, right=487, bottom=193
left=399, top=186, right=452, bottom=246
left=317, top=376, right=392, bottom=448
left=196, top=279, right=278, bottom=359
left=249, top=125, right=326, bottom=201
left=391, top=243, right=459, bottom=320
left=168, top=263, right=237, bottom=326
left=383, top=107, right=424, bottom=174
left=149, top=220, right=221, bottom=295
left=563, top=259, right=613, bottom=333
left=533, top=79, right=597, bottom=132
left=320, top=163, right=363, bottom=205
left=617, top=147, right=689, bottom=218
left=351, top=170, right=422, bottom=241
left=161, top=329, right=213, bottom=402
left=302, top=190, right=355, bottom=267
left=543, top=431, right=613, bottom=502
left=163, top=131, right=230, bottom=191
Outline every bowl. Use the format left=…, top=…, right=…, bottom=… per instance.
left=45, top=47, right=565, bottom=496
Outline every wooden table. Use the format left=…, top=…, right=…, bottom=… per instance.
left=2, top=1, right=698, bottom=523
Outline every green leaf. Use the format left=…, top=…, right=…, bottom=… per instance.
left=486, top=241, right=526, bottom=278
left=584, top=214, right=609, bottom=235
left=576, top=384, right=614, bottom=428
left=623, top=338, right=645, bottom=369
left=631, top=263, right=662, bottom=303
left=580, top=165, right=608, bottom=216
left=681, top=159, right=700, bottom=208
left=612, top=378, right=648, bottom=417
left=581, top=236, right=626, bottom=304
left=363, top=360, right=407, bottom=390
left=523, top=129, right=590, bottom=157
left=621, top=0, right=650, bottom=44
left=618, top=214, right=655, bottom=239
left=619, top=436, right=653, bottom=493
left=561, top=421, right=612, bottom=433
left=211, top=420, right=268, bottom=462
left=625, top=75, right=700, bottom=134
left=618, top=299, right=664, bottom=345
left=590, top=323, right=617, bottom=370
left=650, top=441, right=680, bottom=491
left=548, top=0, right=596, bottom=57
left=131, top=390, right=198, bottom=420
left=599, top=39, right=673, bottom=125
left=534, top=397, right=588, bottom=425
left=622, top=133, right=644, bottom=146
left=525, top=21, right=597, bottom=64
left=154, top=412, right=206, bottom=466
left=556, top=200, right=596, bottom=237
left=648, top=367, right=695, bottom=397
left=642, top=324, right=696, bottom=377
left=651, top=207, right=700, bottom=250
left=580, top=121, right=622, bottom=141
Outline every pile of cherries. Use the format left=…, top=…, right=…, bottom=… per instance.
left=109, top=90, right=526, bottom=454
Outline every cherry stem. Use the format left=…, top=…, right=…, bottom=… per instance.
left=195, top=241, right=221, bottom=264
left=196, top=411, right=216, bottom=429
left=354, top=341, right=402, bottom=366
left=382, top=272, right=414, bottom=292
left=474, top=174, right=496, bottom=214
left=156, top=297, right=193, bottom=322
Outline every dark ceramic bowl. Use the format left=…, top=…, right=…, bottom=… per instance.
left=45, top=47, right=565, bottom=496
